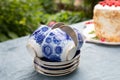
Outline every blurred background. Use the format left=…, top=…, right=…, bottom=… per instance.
left=0, top=0, right=101, bottom=42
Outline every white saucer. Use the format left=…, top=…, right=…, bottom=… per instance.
left=34, top=52, right=80, bottom=66
left=34, top=62, right=79, bottom=76
left=35, top=65, right=78, bottom=76
left=83, top=21, right=120, bottom=45
left=33, top=50, right=80, bottom=76
left=34, top=58, right=79, bottom=69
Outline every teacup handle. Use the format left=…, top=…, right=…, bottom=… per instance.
left=51, top=23, right=78, bottom=47
left=51, top=22, right=65, bottom=29
left=59, top=25, right=78, bottom=47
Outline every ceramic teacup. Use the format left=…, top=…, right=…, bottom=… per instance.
left=27, top=24, right=84, bottom=62
left=26, top=25, right=52, bottom=58
left=41, top=27, right=77, bottom=61
left=27, top=23, right=65, bottom=58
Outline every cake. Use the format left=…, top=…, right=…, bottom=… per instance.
left=93, top=0, right=120, bottom=42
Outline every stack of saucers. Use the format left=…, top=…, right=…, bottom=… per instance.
left=34, top=50, right=80, bottom=76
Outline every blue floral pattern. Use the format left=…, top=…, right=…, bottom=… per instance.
left=41, top=27, right=49, bottom=32
left=42, top=44, right=53, bottom=57
left=49, top=32, right=55, bottom=36
left=45, top=37, right=52, bottom=43
left=31, top=26, right=51, bottom=45
left=35, top=34, right=45, bottom=44
left=55, top=46, right=63, bottom=54
left=53, top=37, right=61, bottom=45
left=66, top=33, right=71, bottom=40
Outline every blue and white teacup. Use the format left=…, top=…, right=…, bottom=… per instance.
left=27, top=23, right=65, bottom=58
left=27, top=25, right=52, bottom=58
left=41, top=27, right=77, bottom=61
left=27, top=24, right=84, bottom=62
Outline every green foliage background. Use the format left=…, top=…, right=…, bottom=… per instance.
left=0, top=0, right=100, bottom=42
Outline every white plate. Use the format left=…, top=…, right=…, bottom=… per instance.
left=83, top=21, right=120, bottom=45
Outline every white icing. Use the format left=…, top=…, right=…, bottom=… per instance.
left=95, top=4, right=120, bottom=10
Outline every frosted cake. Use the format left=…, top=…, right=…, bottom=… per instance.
left=93, top=0, right=120, bottom=42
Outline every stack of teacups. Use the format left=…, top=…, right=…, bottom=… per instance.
left=26, top=23, right=84, bottom=76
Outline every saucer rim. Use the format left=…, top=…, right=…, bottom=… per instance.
left=35, top=66, right=78, bottom=76
left=34, top=59, right=79, bottom=69
left=34, top=62, right=79, bottom=75
left=34, top=54, right=80, bottom=66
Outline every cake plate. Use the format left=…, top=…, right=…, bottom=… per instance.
left=83, top=21, right=120, bottom=45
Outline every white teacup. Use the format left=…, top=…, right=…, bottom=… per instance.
left=41, top=27, right=77, bottom=61
left=27, top=24, right=84, bottom=62
left=27, top=25, right=52, bottom=58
